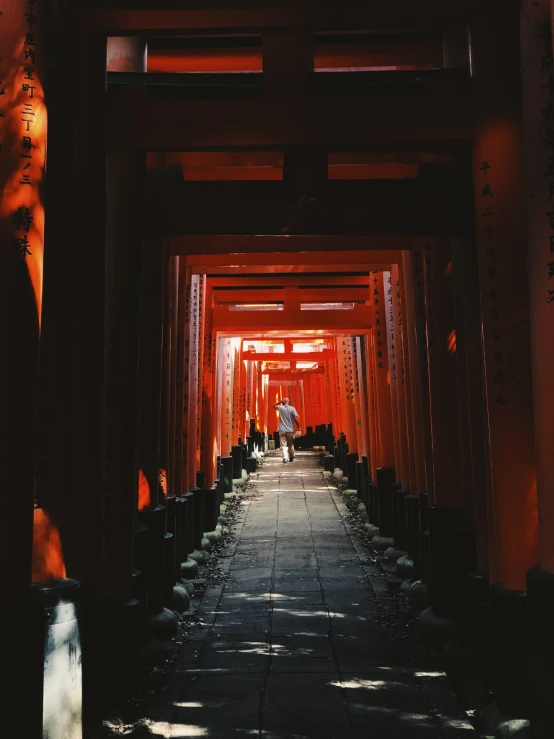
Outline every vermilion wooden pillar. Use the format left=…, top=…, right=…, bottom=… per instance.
left=103, top=148, right=145, bottom=602
left=451, top=238, right=490, bottom=671
left=200, top=284, right=216, bottom=487
left=401, top=252, right=427, bottom=495
left=384, top=271, right=401, bottom=479
left=137, top=236, right=166, bottom=507
left=522, top=3, right=554, bottom=735
left=421, top=239, right=463, bottom=620
left=0, top=4, right=48, bottom=731
left=371, top=273, right=395, bottom=471
left=409, top=245, right=435, bottom=496
left=167, top=258, right=178, bottom=498
left=391, top=264, right=413, bottom=493
left=470, top=1, right=538, bottom=717
left=174, top=258, right=187, bottom=497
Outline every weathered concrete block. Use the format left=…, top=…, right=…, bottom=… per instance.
left=364, top=523, right=379, bottom=540
left=477, top=702, right=530, bottom=739
left=372, top=535, right=394, bottom=551
left=146, top=608, right=178, bottom=640
left=384, top=547, right=407, bottom=563
left=218, top=515, right=229, bottom=525
left=204, top=529, right=222, bottom=544
left=189, top=549, right=208, bottom=565
left=399, top=578, right=415, bottom=596
left=416, top=606, right=457, bottom=646
left=181, top=558, right=199, bottom=578
left=441, top=636, right=473, bottom=679
left=395, top=555, right=414, bottom=578
left=172, top=584, right=190, bottom=613
left=407, top=579, right=428, bottom=611
left=180, top=579, right=195, bottom=595
left=137, top=636, right=167, bottom=668
left=201, top=537, right=212, bottom=551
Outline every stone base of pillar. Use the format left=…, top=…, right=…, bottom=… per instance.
left=395, top=555, right=414, bottom=578
left=475, top=701, right=530, bottom=739
left=394, top=487, right=410, bottom=552
left=82, top=596, right=141, bottom=722
left=405, top=494, right=421, bottom=578
left=146, top=607, right=179, bottom=640
left=0, top=587, right=46, bottom=737
left=467, top=570, right=492, bottom=687
left=526, top=566, right=554, bottom=738
left=163, top=532, right=176, bottom=608
left=372, top=535, right=394, bottom=551
left=407, top=579, right=429, bottom=612
left=427, top=505, right=462, bottom=619
left=137, top=505, right=166, bottom=616
left=440, top=636, right=473, bottom=679
left=416, top=605, right=457, bottom=647
left=453, top=522, right=477, bottom=648
left=376, top=467, right=395, bottom=538
left=490, top=583, right=528, bottom=719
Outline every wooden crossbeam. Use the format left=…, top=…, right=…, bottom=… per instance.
left=105, top=86, right=473, bottom=150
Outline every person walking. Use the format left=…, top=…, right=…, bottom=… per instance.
left=273, top=397, right=301, bottom=463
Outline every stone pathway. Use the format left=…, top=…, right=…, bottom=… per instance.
left=146, top=452, right=476, bottom=739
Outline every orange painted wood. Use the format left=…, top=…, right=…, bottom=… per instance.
left=105, top=85, right=474, bottom=150
left=523, top=0, right=554, bottom=575
left=401, top=251, right=427, bottom=494
left=371, top=272, right=395, bottom=469
left=391, top=263, right=412, bottom=490
left=471, top=4, right=538, bottom=590
left=409, top=244, right=435, bottom=495
left=384, top=271, right=401, bottom=477
left=422, top=241, right=462, bottom=508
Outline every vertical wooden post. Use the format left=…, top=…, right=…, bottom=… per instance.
left=470, top=2, right=538, bottom=716
left=522, top=3, right=554, bottom=735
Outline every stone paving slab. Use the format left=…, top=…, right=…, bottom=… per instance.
left=143, top=451, right=476, bottom=739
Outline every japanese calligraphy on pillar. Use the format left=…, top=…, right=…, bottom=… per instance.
left=371, top=272, right=386, bottom=371
left=232, top=346, right=240, bottom=445
left=536, top=14, right=554, bottom=305
left=0, top=0, right=46, bottom=319
left=196, top=275, right=205, bottom=461
left=221, top=338, right=232, bottom=456
left=385, top=272, right=397, bottom=380
left=477, top=159, right=508, bottom=405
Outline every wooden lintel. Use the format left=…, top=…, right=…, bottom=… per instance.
left=80, top=2, right=481, bottom=34
left=105, top=87, right=473, bottom=150
left=172, top=236, right=406, bottom=257
left=208, top=275, right=373, bottom=287
left=243, top=350, right=334, bottom=361
left=213, top=304, right=371, bottom=331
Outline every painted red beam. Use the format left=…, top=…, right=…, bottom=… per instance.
left=105, top=87, right=473, bottom=150
left=213, top=304, right=372, bottom=331
left=174, top=239, right=402, bottom=258
left=80, top=2, right=481, bottom=33
left=243, top=350, right=335, bottom=361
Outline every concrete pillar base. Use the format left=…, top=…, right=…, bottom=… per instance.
left=372, top=536, right=394, bottom=551
left=180, top=579, right=196, bottom=595
left=399, top=578, right=415, bottom=596
left=384, top=547, right=407, bottom=563
left=395, top=555, right=414, bottom=578
left=172, top=584, right=190, bottom=613
left=407, top=580, right=429, bottom=611
left=490, top=583, right=528, bottom=719
left=181, top=558, right=199, bottom=578
left=364, top=523, right=379, bottom=539
left=146, top=607, right=178, bottom=640
left=476, top=702, right=530, bottom=739
left=137, top=635, right=167, bottom=669
left=441, top=636, right=474, bottom=679
left=416, top=606, right=457, bottom=646
left=527, top=566, right=554, bottom=739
